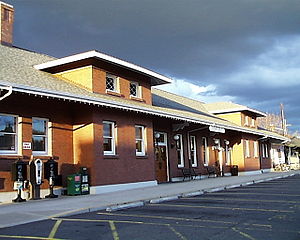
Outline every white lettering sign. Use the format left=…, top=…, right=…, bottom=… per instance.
left=23, top=142, right=32, bottom=150
left=209, top=126, right=225, bottom=133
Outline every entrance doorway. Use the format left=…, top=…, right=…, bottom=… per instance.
left=154, top=132, right=169, bottom=183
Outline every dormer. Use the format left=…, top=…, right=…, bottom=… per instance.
left=204, top=102, right=266, bottom=129
left=34, top=50, right=172, bottom=105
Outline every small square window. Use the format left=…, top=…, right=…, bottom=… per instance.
left=130, top=82, right=140, bottom=98
left=106, top=74, right=118, bottom=92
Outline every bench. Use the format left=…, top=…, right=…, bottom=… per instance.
left=181, top=168, right=201, bottom=181
left=206, top=165, right=222, bottom=177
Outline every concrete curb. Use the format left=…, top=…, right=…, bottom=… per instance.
left=106, top=201, right=144, bottom=212
left=149, top=196, right=179, bottom=204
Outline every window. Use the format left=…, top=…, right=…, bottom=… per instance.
left=0, top=114, right=17, bottom=154
left=261, top=143, right=269, bottom=158
left=202, top=137, right=209, bottom=165
left=225, top=142, right=231, bottom=165
left=254, top=141, right=258, bottom=158
left=130, top=82, right=141, bottom=98
left=189, top=135, right=197, bottom=167
left=244, top=116, right=249, bottom=126
left=176, top=134, right=184, bottom=167
left=245, top=140, right=250, bottom=158
left=3, top=8, right=10, bottom=22
left=106, top=74, right=119, bottom=92
left=103, top=121, right=116, bottom=155
left=135, top=125, right=146, bottom=156
left=251, top=117, right=255, bottom=127
left=32, top=118, right=48, bottom=155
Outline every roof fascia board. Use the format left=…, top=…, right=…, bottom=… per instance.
left=34, top=50, right=172, bottom=84
left=209, top=107, right=266, bottom=117
left=2, top=82, right=286, bottom=140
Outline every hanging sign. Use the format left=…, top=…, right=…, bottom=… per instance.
left=209, top=126, right=225, bottom=133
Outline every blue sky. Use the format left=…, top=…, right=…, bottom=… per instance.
left=6, top=0, right=300, bottom=132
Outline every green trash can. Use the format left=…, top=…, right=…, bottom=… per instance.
left=67, top=174, right=81, bottom=195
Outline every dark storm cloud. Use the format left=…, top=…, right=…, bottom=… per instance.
left=6, top=0, right=300, bottom=131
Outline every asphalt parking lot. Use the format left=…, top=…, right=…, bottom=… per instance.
left=0, top=175, right=299, bottom=240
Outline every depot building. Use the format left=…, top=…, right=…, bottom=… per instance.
left=0, top=2, right=287, bottom=199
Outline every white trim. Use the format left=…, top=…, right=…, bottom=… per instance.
left=135, top=125, right=146, bottom=156
left=34, top=50, right=172, bottom=85
left=202, top=137, right=209, bottom=166
left=189, top=135, right=197, bottom=167
left=209, top=107, right=266, bottom=117
left=176, top=134, right=184, bottom=168
left=245, top=140, right=250, bottom=158
left=103, top=121, right=116, bottom=155
left=0, top=113, right=18, bottom=155
left=89, top=180, right=157, bottom=194
left=32, top=117, right=49, bottom=156
left=0, top=2, right=14, bottom=9
left=254, top=141, right=258, bottom=158
left=0, top=82, right=288, bottom=142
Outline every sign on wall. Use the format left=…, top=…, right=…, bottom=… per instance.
left=22, top=142, right=32, bottom=150
left=209, top=126, right=225, bottom=134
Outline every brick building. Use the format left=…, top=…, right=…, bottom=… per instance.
left=0, top=2, right=288, bottom=200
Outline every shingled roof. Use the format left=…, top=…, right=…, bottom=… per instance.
left=0, top=44, right=287, bottom=141
left=204, top=101, right=266, bottom=117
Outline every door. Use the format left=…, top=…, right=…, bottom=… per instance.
left=154, top=132, right=169, bottom=183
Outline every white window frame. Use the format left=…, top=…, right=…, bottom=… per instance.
left=244, top=116, right=249, bottom=126
left=254, top=141, right=258, bottom=158
left=103, top=121, right=116, bottom=155
left=202, top=137, right=209, bottom=166
left=264, top=144, right=269, bottom=158
left=251, top=117, right=255, bottom=127
left=189, top=135, right=197, bottom=167
left=176, top=134, right=184, bottom=168
left=0, top=113, right=18, bottom=155
left=245, top=140, right=250, bottom=158
left=106, top=73, right=119, bottom=93
left=225, top=144, right=231, bottom=165
left=32, top=117, right=49, bottom=156
left=135, top=125, right=146, bottom=156
left=129, top=81, right=141, bottom=98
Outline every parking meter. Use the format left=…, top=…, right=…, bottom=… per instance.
left=29, top=159, right=43, bottom=200
left=80, top=167, right=89, bottom=195
left=11, top=159, right=27, bottom=202
left=44, top=157, right=58, bottom=198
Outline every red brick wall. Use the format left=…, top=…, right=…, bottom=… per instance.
left=0, top=3, right=14, bottom=46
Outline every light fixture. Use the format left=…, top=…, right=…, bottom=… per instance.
left=173, top=134, right=180, bottom=141
left=154, top=133, right=160, bottom=139
left=225, top=140, right=230, bottom=145
left=214, top=139, right=219, bottom=145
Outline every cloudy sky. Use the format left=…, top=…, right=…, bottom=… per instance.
left=6, top=0, right=300, bottom=132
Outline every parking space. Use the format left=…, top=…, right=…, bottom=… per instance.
left=0, top=175, right=299, bottom=239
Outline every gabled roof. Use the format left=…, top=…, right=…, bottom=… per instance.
left=204, top=101, right=266, bottom=117
left=0, top=44, right=287, bottom=141
left=34, top=50, right=172, bottom=86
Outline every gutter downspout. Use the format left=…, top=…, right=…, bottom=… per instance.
left=0, top=86, right=12, bottom=101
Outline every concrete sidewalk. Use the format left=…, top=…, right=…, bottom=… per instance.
left=0, top=170, right=299, bottom=228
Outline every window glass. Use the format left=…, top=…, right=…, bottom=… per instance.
left=130, top=82, right=140, bottom=97
left=202, top=137, right=209, bottom=165
left=176, top=134, right=184, bottom=167
left=32, top=118, right=48, bottom=154
left=106, top=74, right=118, bottom=92
left=103, top=121, right=115, bottom=155
left=190, top=136, right=197, bottom=167
left=0, top=114, right=17, bottom=152
left=135, top=125, right=145, bottom=156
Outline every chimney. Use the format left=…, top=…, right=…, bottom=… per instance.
left=0, top=1, right=14, bottom=46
